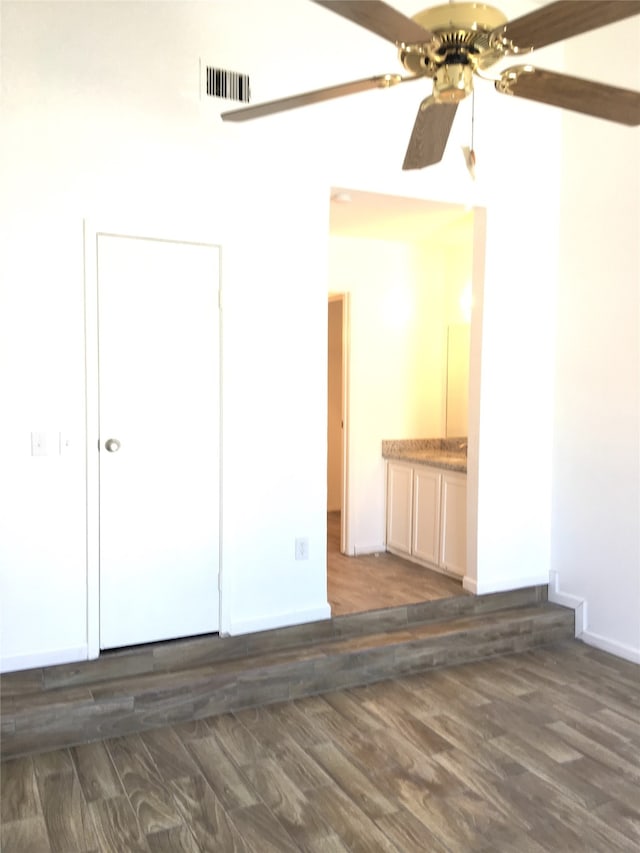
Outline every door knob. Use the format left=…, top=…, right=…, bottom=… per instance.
left=105, top=438, right=121, bottom=453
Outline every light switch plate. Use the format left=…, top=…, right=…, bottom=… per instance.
left=31, top=431, right=47, bottom=456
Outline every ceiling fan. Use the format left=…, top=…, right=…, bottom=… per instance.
left=221, top=0, right=640, bottom=170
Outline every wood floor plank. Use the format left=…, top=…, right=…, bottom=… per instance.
left=419, top=666, right=496, bottom=706
left=406, top=789, right=510, bottom=850
left=204, top=712, right=273, bottom=767
left=491, top=732, right=611, bottom=811
left=555, top=754, right=640, bottom=814
left=432, top=746, right=531, bottom=831
left=493, top=770, right=636, bottom=852
left=374, top=806, right=450, bottom=853
left=184, top=734, right=259, bottom=812
left=358, top=676, right=450, bottom=723
left=547, top=718, right=640, bottom=781
left=0, top=757, right=41, bottom=823
left=382, top=752, right=472, bottom=814
left=599, top=705, right=640, bottom=745
left=472, top=698, right=583, bottom=763
left=227, top=802, right=300, bottom=853
left=297, top=705, right=394, bottom=779
left=259, top=700, right=334, bottom=748
left=231, top=709, right=334, bottom=792
left=146, top=823, right=201, bottom=853
left=37, top=770, right=98, bottom=853
left=105, top=735, right=183, bottom=836
left=0, top=815, right=52, bottom=853
left=303, top=784, right=399, bottom=853
left=242, top=757, right=347, bottom=852
left=88, top=795, right=150, bottom=853
left=139, top=726, right=201, bottom=781
left=593, top=799, right=640, bottom=847
left=31, top=749, right=75, bottom=778
left=317, top=688, right=387, bottom=732
left=168, top=774, right=252, bottom=853
left=405, top=710, right=527, bottom=778
left=70, top=741, right=123, bottom=803
left=308, top=741, right=397, bottom=820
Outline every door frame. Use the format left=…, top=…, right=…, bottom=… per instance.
left=83, top=218, right=223, bottom=659
left=327, top=292, right=351, bottom=555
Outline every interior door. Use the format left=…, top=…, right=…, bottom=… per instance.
left=97, top=234, right=220, bottom=650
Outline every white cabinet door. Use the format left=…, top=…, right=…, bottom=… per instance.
left=440, top=471, right=467, bottom=576
left=386, top=462, right=413, bottom=555
left=412, top=467, right=441, bottom=565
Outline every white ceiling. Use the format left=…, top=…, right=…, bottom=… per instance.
left=329, top=187, right=474, bottom=242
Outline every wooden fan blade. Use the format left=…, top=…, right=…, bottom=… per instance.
left=403, top=98, right=458, bottom=170
left=312, top=0, right=435, bottom=46
left=493, top=1, right=640, bottom=52
left=498, top=66, right=640, bottom=126
left=221, top=73, right=416, bottom=122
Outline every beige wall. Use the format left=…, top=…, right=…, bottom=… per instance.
left=328, top=215, right=474, bottom=554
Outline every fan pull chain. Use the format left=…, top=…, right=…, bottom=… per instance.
left=469, top=90, right=476, bottom=169
left=463, top=90, right=477, bottom=179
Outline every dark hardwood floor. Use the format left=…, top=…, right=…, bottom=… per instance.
left=327, top=511, right=465, bottom=616
left=2, top=514, right=636, bottom=851
left=2, top=641, right=639, bottom=852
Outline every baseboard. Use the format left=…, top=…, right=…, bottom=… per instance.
left=227, top=603, right=332, bottom=637
left=1, top=645, right=88, bottom=675
left=462, top=575, right=477, bottom=594
left=548, top=570, right=586, bottom=636
left=463, top=573, right=549, bottom=596
left=353, top=543, right=386, bottom=556
left=581, top=630, right=640, bottom=665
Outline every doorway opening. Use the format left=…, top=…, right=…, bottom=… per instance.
left=326, top=188, right=484, bottom=616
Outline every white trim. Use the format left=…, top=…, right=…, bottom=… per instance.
left=462, top=575, right=478, bottom=594
left=340, top=292, right=351, bottom=556
left=1, top=646, right=88, bottom=675
left=548, top=571, right=640, bottom=662
left=353, top=542, right=386, bottom=556
left=227, top=604, right=331, bottom=637
left=548, top=569, right=586, bottom=637
left=83, top=220, right=100, bottom=659
left=580, top=631, right=640, bottom=665
left=463, top=573, right=549, bottom=596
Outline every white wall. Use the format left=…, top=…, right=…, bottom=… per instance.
left=0, top=0, right=335, bottom=669
left=550, top=18, right=640, bottom=662
left=5, top=0, right=634, bottom=669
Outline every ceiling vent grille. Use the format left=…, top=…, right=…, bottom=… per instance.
left=204, top=65, right=250, bottom=103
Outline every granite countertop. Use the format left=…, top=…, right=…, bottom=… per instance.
left=382, top=438, right=468, bottom=473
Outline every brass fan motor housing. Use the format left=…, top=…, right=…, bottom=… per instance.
left=399, top=2, right=508, bottom=81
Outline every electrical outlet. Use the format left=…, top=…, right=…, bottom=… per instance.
left=295, top=537, right=309, bottom=561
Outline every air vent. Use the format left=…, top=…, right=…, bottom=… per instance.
left=203, top=65, right=250, bottom=103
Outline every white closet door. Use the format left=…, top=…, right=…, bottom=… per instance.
left=97, top=234, right=220, bottom=649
